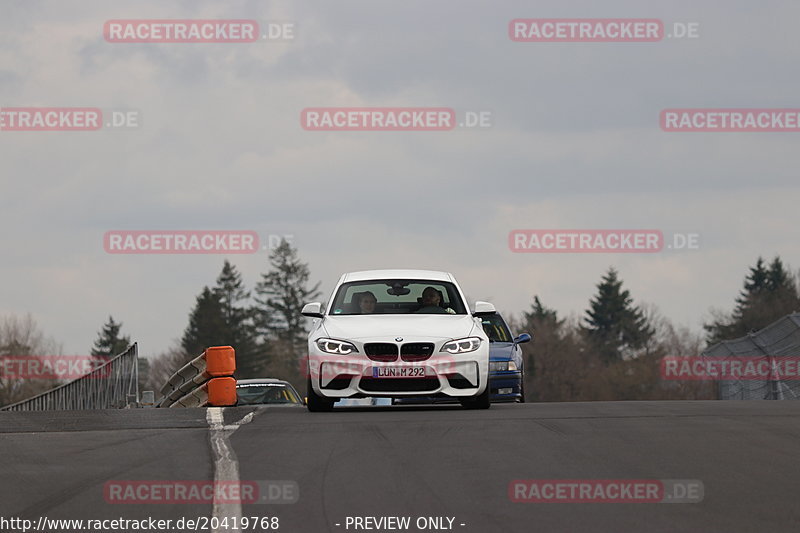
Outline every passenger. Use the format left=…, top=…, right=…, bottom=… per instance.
left=357, top=291, right=378, bottom=314
left=414, top=286, right=451, bottom=314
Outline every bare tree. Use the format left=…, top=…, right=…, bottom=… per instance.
left=144, top=342, right=190, bottom=399
left=0, top=314, right=63, bottom=407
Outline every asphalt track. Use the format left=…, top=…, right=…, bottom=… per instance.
left=2, top=401, right=800, bottom=533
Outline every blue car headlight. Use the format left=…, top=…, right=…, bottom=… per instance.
left=490, top=361, right=518, bottom=372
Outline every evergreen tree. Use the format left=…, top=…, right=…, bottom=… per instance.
left=254, top=240, right=321, bottom=348
left=213, top=260, right=262, bottom=378
left=705, top=256, right=800, bottom=344
left=181, top=287, right=227, bottom=359
left=215, top=261, right=249, bottom=324
left=582, top=268, right=654, bottom=364
left=763, top=257, right=798, bottom=310
left=253, top=240, right=321, bottom=384
left=742, top=257, right=769, bottom=296
left=519, top=296, right=560, bottom=398
left=91, top=316, right=131, bottom=358
left=524, top=296, right=563, bottom=331
left=520, top=296, right=562, bottom=378
left=517, top=296, right=592, bottom=402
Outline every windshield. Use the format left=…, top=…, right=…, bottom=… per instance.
left=481, top=313, right=513, bottom=342
left=329, top=279, right=467, bottom=315
left=236, top=383, right=301, bottom=405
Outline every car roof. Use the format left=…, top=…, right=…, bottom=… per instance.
left=342, top=270, right=454, bottom=283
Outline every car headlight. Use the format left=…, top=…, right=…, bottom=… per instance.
left=490, top=361, right=507, bottom=372
left=489, top=361, right=518, bottom=372
left=442, top=337, right=482, bottom=354
left=315, top=338, right=358, bottom=355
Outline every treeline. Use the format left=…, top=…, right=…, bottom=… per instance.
left=515, top=256, right=800, bottom=401
left=2, top=249, right=798, bottom=406
left=145, top=239, right=320, bottom=392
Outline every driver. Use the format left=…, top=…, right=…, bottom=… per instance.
left=414, top=286, right=455, bottom=314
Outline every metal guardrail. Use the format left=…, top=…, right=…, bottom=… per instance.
left=158, top=346, right=237, bottom=408
left=704, top=313, right=800, bottom=400
left=0, top=344, right=139, bottom=411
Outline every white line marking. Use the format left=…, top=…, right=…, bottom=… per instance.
left=207, top=408, right=254, bottom=532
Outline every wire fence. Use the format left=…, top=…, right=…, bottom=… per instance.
left=0, top=343, right=139, bottom=411
left=704, top=313, right=800, bottom=400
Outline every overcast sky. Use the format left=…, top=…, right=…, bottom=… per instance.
left=1, top=0, right=799, bottom=356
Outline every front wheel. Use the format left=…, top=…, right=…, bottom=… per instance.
left=306, top=377, right=334, bottom=412
left=460, top=385, right=490, bottom=410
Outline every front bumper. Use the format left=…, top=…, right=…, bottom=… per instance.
left=308, top=348, right=488, bottom=399
left=489, top=371, right=523, bottom=401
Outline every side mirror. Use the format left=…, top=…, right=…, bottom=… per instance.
left=472, top=301, right=496, bottom=316
left=514, top=333, right=532, bottom=344
left=301, top=302, right=323, bottom=318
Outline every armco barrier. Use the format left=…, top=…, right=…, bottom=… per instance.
left=158, top=346, right=237, bottom=407
left=704, top=313, right=800, bottom=400
left=0, top=344, right=139, bottom=411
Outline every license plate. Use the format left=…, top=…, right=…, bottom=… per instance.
left=372, top=366, right=426, bottom=378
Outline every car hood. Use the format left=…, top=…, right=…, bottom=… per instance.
left=321, top=314, right=479, bottom=342
left=489, top=342, right=515, bottom=361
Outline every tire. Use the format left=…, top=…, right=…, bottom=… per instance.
left=460, top=384, right=490, bottom=410
left=519, top=379, right=526, bottom=403
left=306, top=377, right=334, bottom=412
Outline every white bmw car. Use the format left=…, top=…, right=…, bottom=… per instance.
left=301, top=269, right=495, bottom=411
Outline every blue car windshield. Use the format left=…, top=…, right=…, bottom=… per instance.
left=481, top=314, right=513, bottom=342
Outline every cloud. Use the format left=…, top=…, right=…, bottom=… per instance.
left=1, top=0, right=799, bottom=353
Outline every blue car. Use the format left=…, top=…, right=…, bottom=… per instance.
left=483, top=313, right=531, bottom=402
